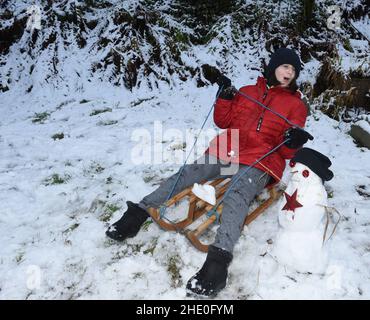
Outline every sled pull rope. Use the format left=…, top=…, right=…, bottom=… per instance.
left=206, top=208, right=220, bottom=224
left=212, top=138, right=290, bottom=213
left=235, top=87, right=305, bottom=130
left=160, top=86, right=225, bottom=220
left=159, top=83, right=302, bottom=221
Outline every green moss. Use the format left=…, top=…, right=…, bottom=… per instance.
left=130, top=96, right=155, bottom=108
left=105, top=204, right=120, bottom=214
left=97, top=120, right=118, bottom=126
left=90, top=108, right=112, bottom=116
left=32, top=112, right=50, bottom=124
left=15, top=251, right=25, bottom=264
left=143, top=238, right=157, bottom=255
left=63, top=223, right=80, bottom=234
left=52, top=132, right=64, bottom=140
left=83, top=162, right=105, bottom=177
left=174, top=30, right=188, bottom=44
left=43, top=173, right=71, bottom=186
left=100, top=203, right=121, bottom=222
left=93, top=163, right=105, bottom=174
left=167, top=255, right=183, bottom=288
left=343, top=38, right=354, bottom=53
left=142, top=220, right=153, bottom=232
left=157, top=17, right=168, bottom=28
left=129, top=243, right=145, bottom=253
left=99, top=212, right=113, bottom=223
left=143, top=174, right=156, bottom=183
left=132, top=272, right=144, bottom=279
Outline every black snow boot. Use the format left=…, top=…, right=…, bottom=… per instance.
left=186, top=245, right=233, bottom=297
left=105, top=201, right=150, bottom=241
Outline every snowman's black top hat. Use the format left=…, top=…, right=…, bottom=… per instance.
left=292, top=148, right=334, bottom=182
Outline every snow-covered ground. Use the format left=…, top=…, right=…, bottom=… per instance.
left=1, top=77, right=369, bottom=300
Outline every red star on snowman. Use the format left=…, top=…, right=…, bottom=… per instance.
left=282, top=189, right=303, bottom=213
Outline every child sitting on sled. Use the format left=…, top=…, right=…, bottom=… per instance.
left=106, top=47, right=313, bottom=296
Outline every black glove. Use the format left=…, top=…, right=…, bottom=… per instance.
left=284, top=128, right=314, bottom=149
left=216, top=75, right=235, bottom=100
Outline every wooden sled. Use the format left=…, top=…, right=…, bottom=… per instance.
left=147, top=178, right=282, bottom=252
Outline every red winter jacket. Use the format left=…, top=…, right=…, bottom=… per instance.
left=206, top=76, right=308, bottom=186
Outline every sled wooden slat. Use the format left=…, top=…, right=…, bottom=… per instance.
left=193, top=205, right=224, bottom=237
left=244, top=187, right=280, bottom=225
left=147, top=178, right=282, bottom=252
left=163, top=186, right=193, bottom=207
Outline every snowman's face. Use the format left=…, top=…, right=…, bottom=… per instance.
left=289, top=161, right=320, bottom=185
left=279, top=160, right=327, bottom=231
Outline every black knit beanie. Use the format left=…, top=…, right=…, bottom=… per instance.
left=292, top=148, right=334, bottom=182
left=266, top=48, right=301, bottom=79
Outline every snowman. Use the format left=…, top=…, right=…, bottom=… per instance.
left=273, top=148, right=334, bottom=273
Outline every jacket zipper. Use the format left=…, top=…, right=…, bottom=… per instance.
left=256, top=110, right=265, bottom=131
left=262, top=91, right=268, bottom=101
left=257, top=91, right=268, bottom=132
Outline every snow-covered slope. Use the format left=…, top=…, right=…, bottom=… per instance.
left=0, top=0, right=369, bottom=300
left=1, top=78, right=369, bottom=299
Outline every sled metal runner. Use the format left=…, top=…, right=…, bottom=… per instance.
left=147, top=178, right=282, bottom=252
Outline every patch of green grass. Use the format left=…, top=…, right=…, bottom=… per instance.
left=15, top=251, right=25, bottom=264
left=107, top=242, right=147, bottom=259
left=90, top=162, right=105, bottom=174
left=127, top=243, right=145, bottom=254
left=106, top=204, right=120, bottom=213
left=355, top=185, right=369, bottom=199
left=132, top=272, right=144, bottom=279
left=167, top=255, right=183, bottom=288
left=83, top=162, right=105, bottom=178
left=142, top=220, right=153, bottom=232
left=130, top=97, right=155, bottom=108
left=99, top=211, right=113, bottom=222
left=174, top=29, right=189, bottom=44
left=143, top=174, right=157, bottom=183
left=52, top=132, right=64, bottom=140
left=56, top=99, right=75, bottom=110
left=93, top=163, right=105, bottom=173
left=143, top=238, right=158, bottom=256
left=43, top=173, right=71, bottom=186
left=100, top=203, right=121, bottom=222
left=97, top=120, right=118, bottom=126
left=63, top=223, right=80, bottom=234
left=90, top=108, right=112, bottom=116
left=32, top=112, right=50, bottom=124
left=343, top=38, right=354, bottom=53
